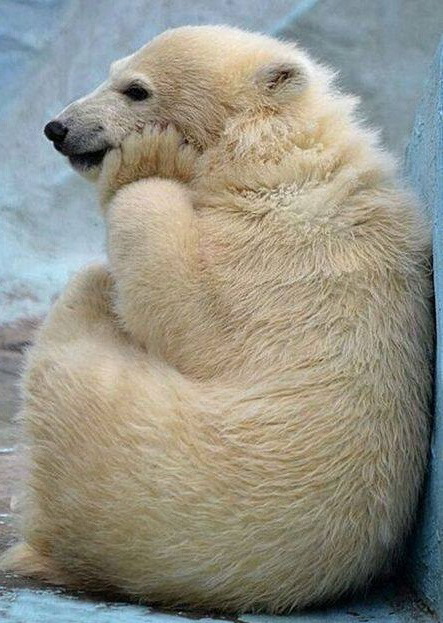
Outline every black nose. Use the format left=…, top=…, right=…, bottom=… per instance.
left=44, top=120, right=68, bottom=143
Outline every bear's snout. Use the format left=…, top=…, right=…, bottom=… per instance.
left=43, top=115, right=110, bottom=172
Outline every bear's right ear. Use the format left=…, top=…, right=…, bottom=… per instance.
left=253, top=61, right=308, bottom=98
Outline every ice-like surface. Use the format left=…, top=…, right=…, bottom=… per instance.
left=0, top=584, right=434, bottom=622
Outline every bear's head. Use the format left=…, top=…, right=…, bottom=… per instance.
left=43, top=25, right=329, bottom=179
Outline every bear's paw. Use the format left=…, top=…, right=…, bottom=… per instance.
left=99, top=124, right=199, bottom=206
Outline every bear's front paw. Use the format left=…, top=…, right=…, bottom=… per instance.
left=99, top=124, right=199, bottom=207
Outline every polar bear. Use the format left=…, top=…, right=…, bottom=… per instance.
left=1, top=26, right=433, bottom=613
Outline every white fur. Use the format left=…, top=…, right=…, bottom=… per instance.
left=1, top=26, right=433, bottom=614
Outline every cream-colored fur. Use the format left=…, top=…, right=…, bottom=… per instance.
left=1, top=26, right=433, bottom=613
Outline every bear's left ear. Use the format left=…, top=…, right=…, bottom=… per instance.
left=254, top=61, right=308, bottom=97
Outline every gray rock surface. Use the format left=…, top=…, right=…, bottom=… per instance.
left=278, top=0, right=443, bottom=155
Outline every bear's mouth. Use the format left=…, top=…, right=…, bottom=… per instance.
left=53, top=141, right=109, bottom=170
left=68, top=148, right=109, bottom=170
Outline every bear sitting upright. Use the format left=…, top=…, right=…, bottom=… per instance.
left=1, top=26, right=433, bottom=613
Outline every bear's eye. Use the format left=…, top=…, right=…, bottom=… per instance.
left=123, top=85, right=151, bottom=101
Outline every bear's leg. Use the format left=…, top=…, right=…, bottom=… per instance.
left=0, top=543, right=67, bottom=586
left=0, top=279, right=200, bottom=590
left=0, top=264, right=127, bottom=585
left=106, top=178, right=208, bottom=350
left=33, top=263, right=118, bottom=350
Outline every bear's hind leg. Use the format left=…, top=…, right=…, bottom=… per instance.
left=33, top=263, right=118, bottom=351
left=4, top=264, right=130, bottom=587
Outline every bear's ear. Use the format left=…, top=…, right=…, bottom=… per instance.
left=253, top=61, right=308, bottom=97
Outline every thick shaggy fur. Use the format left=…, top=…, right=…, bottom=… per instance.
left=1, top=26, right=433, bottom=613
